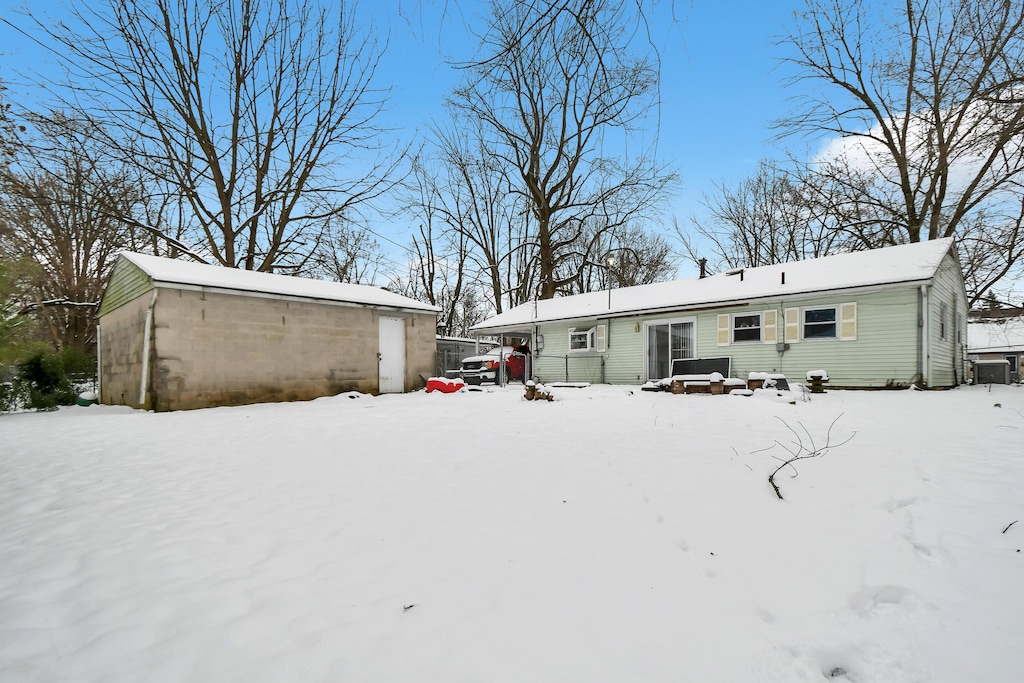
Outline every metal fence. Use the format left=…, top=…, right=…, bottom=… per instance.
left=532, top=353, right=606, bottom=384
left=435, top=348, right=466, bottom=378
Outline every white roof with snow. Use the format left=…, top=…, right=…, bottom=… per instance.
left=120, top=252, right=439, bottom=313
left=473, top=239, right=955, bottom=331
left=968, top=316, right=1024, bottom=354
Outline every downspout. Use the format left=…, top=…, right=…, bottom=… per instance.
left=139, top=289, right=158, bottom=408
left=532, top=324, right=539, bottom=383
left=96, top=325, right=102, bottom=403
left=921, top=286, right=929, bottom=385
left=601, top=317, right=608, bottom=384
left=919, top=285, right=930, bottom=387
left=499, top=335, right=505, bottom=387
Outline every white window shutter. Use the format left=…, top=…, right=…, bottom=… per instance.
left=840, top=302, right=858, bottom=341
left=763, top=309, right=778, bottom=344
left=595, top=324, right=607, bottom=352
left=717, top=314, right=730, bottom=346
left=784, top=307, right=800, bottom=343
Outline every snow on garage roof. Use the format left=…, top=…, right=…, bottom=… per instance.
left=120, top=252, right=439, bottom=313
left=473, top=239, right=956, bottom=331
left=968, top=316, right=1024, bottom=354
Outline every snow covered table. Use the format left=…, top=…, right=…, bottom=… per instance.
left=806, top=370, right=830, bottom=393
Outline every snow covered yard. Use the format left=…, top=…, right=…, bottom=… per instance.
left=2, top=384, right=1023, bottom=682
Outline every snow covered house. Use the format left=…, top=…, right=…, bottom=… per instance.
left=471, top=239, right=968, bottom=389
left=97, top=252, right=438, bottom=411
left=967, top=309, right=1024, bottom=384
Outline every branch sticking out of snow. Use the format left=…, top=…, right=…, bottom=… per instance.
left=757, top=414, right=855, bottom=501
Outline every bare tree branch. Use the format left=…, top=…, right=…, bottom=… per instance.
left=11, top=0, right=403, bottom=272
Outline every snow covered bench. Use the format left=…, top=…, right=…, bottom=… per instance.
left=747, top=372, right=789, bottom=391
left=670, top=372, right=725, bottom=395
left=723, top=378, right=747, bottom=394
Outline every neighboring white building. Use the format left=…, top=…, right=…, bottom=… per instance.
left=968, top=309, right=1024, bottom=383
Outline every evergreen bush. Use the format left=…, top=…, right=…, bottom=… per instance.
left=14, top=349, right=95, bottom=411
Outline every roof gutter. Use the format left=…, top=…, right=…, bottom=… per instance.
left=151, top=280, right=439, bottom=316
left=472, top=277, right=936, bottom=333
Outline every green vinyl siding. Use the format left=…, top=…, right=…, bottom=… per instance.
left=925, top=250, right=968, bottom=386
left=531, top=250, right=968, bottom=388
left=98, top=257, right=153, bottom=317
left=534, top=317, right=647, bottom=384
left=704, top=289, right=920, bottom=387
left=694, top=305, right=780, bottom=379
left=535, top=286, right=925, bottom=387
left=604, top=317, right=645, bottom=383
left=534, top=319, right=607, bottom=383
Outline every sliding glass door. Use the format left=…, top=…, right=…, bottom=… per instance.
left=646, top=318, right=695, bottom=381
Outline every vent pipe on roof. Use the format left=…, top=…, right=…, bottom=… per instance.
left=699, top=258, right=707, bottom=279
left=781, top=272, right=786, bottom=285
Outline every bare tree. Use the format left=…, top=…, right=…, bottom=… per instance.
left=0, top=78, right=23, bottom=163
left=401, top=127, right=539, bottom=318
left=778, top=0, right=1024, bottom=303
left=396, top=165, right=473, bottom=330
left=300, top=219, right=389, bottom=285
left=957, top=195, right=1024, bottom=305
left=0, top=111, right=145, bottom=352
left=16, top=0, right=401, bottom=272
left=388, top=165, right=492, bottom=337
left=570, top=221, right=677, bottom=293
left=449, top=0, right=677, bottom=300
left=678, top=159, right=852, bottom=272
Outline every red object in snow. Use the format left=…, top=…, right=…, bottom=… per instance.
left=426, top=377, right=465, bottom=394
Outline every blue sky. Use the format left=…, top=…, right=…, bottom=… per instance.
left=364, top=0, right=813, bottom=276
left=1, top=0, right=816, bottom=278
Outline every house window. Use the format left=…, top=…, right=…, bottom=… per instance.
left=940, top=302, right=948, bottom=340
left=1006, top=354, right=1019, bottom=374
left=569, top=325, right=605, bottom=352
left=733, top=314, right=761, bottom=343
left=569, top=327, right=593, bottom=351
left=803, top=307, right=837, bottom=339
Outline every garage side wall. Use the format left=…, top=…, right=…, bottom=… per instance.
left=152, top=288, right=433, bottom=411
left=404, top=312, right=438, bottom=391
left=98, top=293, right=152, bottom=409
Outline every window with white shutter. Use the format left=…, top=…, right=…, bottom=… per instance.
left=839, top=302, right=858, bottom=341
left=763, top=310, right=778, bottom=344
left=784, top=307, right=800, bottom=343
left=717, top=314, right=730, bottom=346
